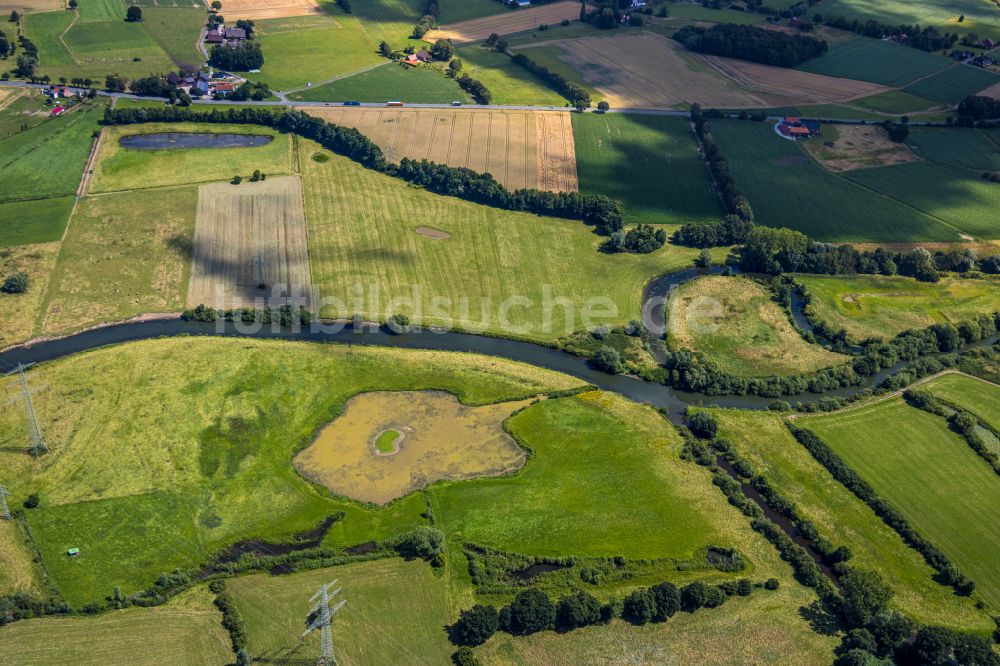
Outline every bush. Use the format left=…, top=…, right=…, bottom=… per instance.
left=1, top=272, right=29, bottom=294
left=622, top=588, right=656, bottom=624
left=505, top=589, right=555, bottom=635
left=452, top=604, right=498, bottom=646
left=555, top=591, right=601, bottom=629
left=22, top=494, right=39, bottom=509
left=650, top=582, right=680, bottom=621
left=764, top=578, right=779, bottom=590
left=680, top=581, right=709, bottom=612
left=591, top=347, right=623, bottom=374
left=687, top=411, right=718, bottom=439
left=125, top=6, right=142, bottom=22
left=390, top=526, right=444, bottom=560
left=452, top=647, right=480, bottom=666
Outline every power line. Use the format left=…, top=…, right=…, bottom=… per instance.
left=16, top=363, right=48, bottom=456
left=302, top=580, right=346, bottom=666
left=0, top=485, right=10, bottom=520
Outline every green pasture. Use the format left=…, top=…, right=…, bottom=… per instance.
left=454, top=45, right=565, bottom=106
left=22, top=10, right=79, bottom=69
left=796, top=37, right=951, bottom=87
left=903, top=64, right=1000, bottom=105
left=437, top=0, right=508, bottom=23
left=292, top=63, right=469, bottom=103
left=300, top=141, right=709, bottom=340
left=77, top=0, right=126, bottom=21
left=0, top=103, right=102, bottom=203
left=255, top=14, right=383, bottom=91
left=924, top=372, right=1000, bottom=436
left=90, top=123, right=293, bottom=192
left=516, top=45, right=599, bottom=101
left=797, top=273, right=1000, bottom=342
left=0, top=587, right=233, bottom=666
left=39, top=186, right=197, bottom=336
left=709, top=409, right=993, bottom=633
left=0, top=196, right=74, bottom=247
left=0, top=337, right=581, bottom=605
left=139, top=6, right=207, bottom=68
left=906, top=127, right=1000, bottom=171
left=850, top=90, right=939, bottom=114
left=816, top=0, right=1000, bottom=41
left=706, top=120, right=955, bottom=241
left=667, top=275, right=846, bottom=377
left=572, top=113, right=722, bottom=226
left=667, top=3, right=764, bottom=24
left=799, top=398, right=1000, bottom=609
left=0, top=91, right=54, bottom=139
left=230, top=559, right=453, bottom=663
left=64, top=18, right=161, bottom=54
left=350, top=0, right=423, bottom=46
left=844, top=162, right=1000, bottom=239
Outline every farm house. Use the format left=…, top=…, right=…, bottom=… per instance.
left=776, top=117, right=821, bottom=140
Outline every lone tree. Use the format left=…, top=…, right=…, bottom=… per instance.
left=597, top=100, right=609, bottom=113
left=126, top=5, right=142, bottom=22
left=1, top=272, right=29, bottom=294
left=379, top=40, right=392, bottom=58
left=68, top=0, right=77, bottom=8
left=430, top=38, right=455, bottom=61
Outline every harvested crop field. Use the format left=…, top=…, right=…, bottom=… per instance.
left=294, top=391, right=531, bottom=505
left=188, top=176, right=312, bottom=308
left=0, top=0, right=63, bottom=12
left=538, top=32, right=767, bottom=109
left=424, top=1, right=581, bottom=43
left=701, top=54, right=888, bottom=104
left=0, top=520, right=42, bottom=597
left=218, top=0, right=322, bottom=20
left=803, top=124, right=920, bottom=172
left=300, top=107, right=577, bottom=191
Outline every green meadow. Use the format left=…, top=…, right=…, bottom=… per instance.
left=903, top=64, right=1000, bottom=105
left=292, top=62, right=469, bottom=103
left=905, top=127, right=1000, bottom=171
left=800, top=398, right=1000, bottom=609
left=456, top=45, right=566, bottom=106
left=0, top=196, right=75, bottom=247
left=796, top=37, right=951, bottom=87
left=816, top=0, right=1000, bottom=41
left=923, top=372, right=1000, bottom=436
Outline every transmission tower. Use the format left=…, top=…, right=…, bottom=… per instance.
left=0, top=485, right=10, bottom=520
left=302, top=580, right=346, bottom=666
left=16, top=364, right=48, bottom=456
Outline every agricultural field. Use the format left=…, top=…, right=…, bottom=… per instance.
left=536, top=31, right=767, bottom=109
left=709, top=409, right=993, bottom=633
left=89, top=123, right=292, bottom=193
left=707, top=119, right=958, bottom=241
left=905, top=127, right=1000, bottom=171
left=902, top=64, right=1000, bottom=105
left=350, top=0, right=423, bottom=46
left=291, top=62, right=469, bottom=103
left=295, top=391, right=530, bottom=505
left=188, top=176, right=312, bottom=308
left=300, top=140, right=707, bottom=341
left=0, top=102, right=103, bottom=203
left=0, top=520, right=43, bottom=598
left=76, top=0, right=126, bottom=21
left=0, top=0, right=62, bottom=11
left=844, top=162, right=1000, bottom=239
left=850, top=90, right=940, bottom=114
left=135, top=6, right=207, bottom=69
left=254, top=14, right=383, bottom=91
left=0, top=242, right=60, bottom=347
left=0, top=90, right=54, bottom=140
left=436, top=0, right=507, bottom=24
left=816, top=0, right=1000, bottom=41
left=923, top=372, right=1000, bottom=436
left=423, top=1, right=581, bottom=44
left=797, top=273, right=1000, bottom=341
left=451, top=45, right=566, bottom=106
left=667, top=3, right=765, bottom=24
left=666, top=275, right=846, bottom=377
left=39, top=186, right=197, bottom=336
left=572, top=113, right=721, bottom=225
left=302, top=106, right=577, bottom=191
left=796, top=37, right=952, bottom=87
left=229, top=559, right=453, bottom=663
left=0, top=337, right=582, bottom=604
left=0, top=587, right=233, bottom=666
left=220, top=0, right=322, bottom=20
left=799, top=398, right=1000, bottom=609
left=0, top=196, right=75, bottom=247
left=802, top=123, right=920, bottom=172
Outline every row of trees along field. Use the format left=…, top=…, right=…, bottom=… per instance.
left=674, top=23, right=828, bottom=67
left=691, top=105, right=755, bottom=222
left=101, top=106, right=624, bottom=233
left=813, top=14, right=958, bottom=52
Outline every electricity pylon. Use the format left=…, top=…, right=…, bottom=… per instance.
left=16, top=364, right=47, bottom=456
left=0, top=485, right=10, bottom=520
left=302, top=580, right=346, bottom=666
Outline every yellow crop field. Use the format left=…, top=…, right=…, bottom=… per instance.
left=424, top=1, right=581, bottom=43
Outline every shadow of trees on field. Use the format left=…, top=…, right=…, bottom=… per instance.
left=799, top=600, right=840, bottom=636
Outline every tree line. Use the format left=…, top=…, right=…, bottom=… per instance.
left=102, top=105, right=624, bottom=233
left=691, top=104, right=756, bottom=222
left=674, top=23, right=828, bottom=67
left=904, top=389, right=1000, bottom=476
left=958, top=95, right=1000, bottom=120
left=509, top=52, right=591, bottom=108
left=812, top=13, right=958, bottom=52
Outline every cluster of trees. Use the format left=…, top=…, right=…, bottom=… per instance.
left=1, top=272, right=28, bottom=294
left=411, top=0, right=438, bottom=38
left=958, top=95, right=1000, bottom=120
left=335, top=0, right=351, bottom=13
left=674, top=23, right=827, bottom=67
left=225, top=80, right=270, bottom=101
left=691, top=105, right=755, bottom=222
left=904, top=389, right=1000, bottom=475
left=789, top=426, right=976, bottom=595
left=672, top=215, right=754, bottom=248
left=102, top=106, right=626, bottom=231
left=0, top=27, right=10, bottom=57
left=456, top=73, right=492, bottom=104
left=181, top=303, right=313, bottom=328
left=209, top=41, right=263, bottom=71
left=605, top=224, right=667, bottom=254
left=0, top=593, right=70, bottom=627
left=211, top=583, right=250, bottom=664
left=429, top=38, right=454, bottom=61
left=813, top=14, right=958, bottom=52
left=580, top=0, right=640, bottom=30
left=129, top=74, right=180, bottom=99
left=509, top=53, right=590, bottom=108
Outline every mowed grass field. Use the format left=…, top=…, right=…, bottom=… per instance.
left=0, top=587, right=233, bottom=666
left=845, top=162, right=1000, bottom=239
left=923, top=372, right=1000, bottom=436
left=0, top=103, right=102, bottom=203
left=709, top=409, right=992, bottom=633
left=799, top=398, right=1000, bottom=609
left=351, top=0, right=423, bottom=45
left=707, top=119, right=957, bottom=241
left=229, top=559, right=453, bottom=664
left=796, top=37, right=951, bottom=87
left=136, top=6, right=207, bottom=69
left=903, top=64, right=1000, bottom=105
left=300, top=140, right=707, bottom=341
left=0, top=338, right=581, bottom=604
left=255, top=14, right=383, bottom=91
left=905, top=127, right=1000, bottom=172
left=89, top=123, right=293, bottom=193
left=452, top=45, right=566, bottom=106
left=0, top=196, right=75, bottom=247
left=0, top=242, right=60, bottom=348
left=292, top=62, right=469, bottom=103
left=572, top=113, right=722, bottom=225
left=667, top=276, right=846, bottom=376
left=39, top=186, right=197, bottom=336
left=797, top=274, right=1000, bottom=341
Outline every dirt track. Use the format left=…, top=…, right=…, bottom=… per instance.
left=299, top=106, right=578, bottom=192
left=424, top=1, right=581, bottom=44
left=220, top=0, right=322, bottom=20
left=188, top=176, right=313, bottom=309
